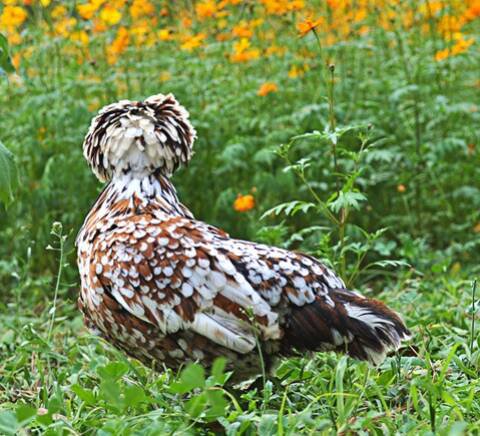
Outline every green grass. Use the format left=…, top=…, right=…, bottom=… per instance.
left=1, top=262, right=479, bottom=434
left=0, top=1, right=479, bottom=433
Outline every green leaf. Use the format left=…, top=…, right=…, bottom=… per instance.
left=205, top=389, right=228, bottom=419
left=36, top=411, right=53, bottom=426
left=283, top=158, right=311, bottom=174
left=72, top=384, right=96, bottom=405
left=258, top=414, right=276, bottom=436
left=185, top=392, right=207, bottom=418
left=0, top=141, right=18, bottom=206
left=99, top=380, right=124, bottom=413
left=335, top=356, right=348, bottom=421
left=123, top=384, right=148, bottom=408
left=15, top=405, right=36, bottom=426
left=291, top=130, right=323, bottom=141
left=0, top=410, right=18, bottom=436
left=261, top=200, right=316, bottom=220
left=170, top=363, right=205, bottom=394
left=210, top=357, right=228, bottom=385
left=97, top=361, right=129, bottom=381
left=0, top=34, right=15, bottom=74
left=329, top=191, right=367, bottom=213
left=367, top=259, right=410, bottom=269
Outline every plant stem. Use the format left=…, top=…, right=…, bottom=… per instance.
left=470, top=280, right=477, bottom=355
left=310, top=30, right=348, bottom=275
left=47, top=225, right=65, bottom=344
left=328, top=64, right=340, bottom=195
left=311, top=29, right=326, bottom=88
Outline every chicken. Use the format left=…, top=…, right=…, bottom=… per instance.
left=76, top=93, right=410, bottom=380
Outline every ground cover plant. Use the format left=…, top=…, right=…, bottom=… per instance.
left=0, top=0, right=479, bottom=434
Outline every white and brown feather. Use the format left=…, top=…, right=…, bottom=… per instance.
left=77, top=93, right=410, bottom=379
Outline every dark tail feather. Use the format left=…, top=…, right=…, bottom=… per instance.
left=283, top=289, right=410, bottom=365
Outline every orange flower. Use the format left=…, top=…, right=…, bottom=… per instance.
left=234, top=194, right=255, bottom=212
left=434, top=48, right=450, bottom=62
left=78, top=1, right=105, bottom=20
left=70, top=30, right=90, bottom=46
left=180, top=33, right=206, bottom=51
left=0, top=6, right=28, bottom=30
left=297, top=15, right=322, bottom=37
left=437, top=15, right=463, bottom=36
left=288, top=65, right=304, bottom=78
left=474, top=222, right=480, bottom=233
left=100, top=5, right=122, bottom=26
left=12, top=52, right=21, bottom=69
left=54, top=17, right=77, bottom=38
left=257, top=82, right=278, bottom=96
left=130, top=19, right=154, bottom=46
left=196, top=0, right=218, bottom=19
left=435, top=35, right=475, bottom=61
left=465, top=1, right=480, bottom=21
left=106, top=26, right=129, bottom=64
left=92, top=19, right=107, bottom=33
left=262, top=0, right=304, bottom=15
left=230, top=38, right=260, bottom=63
left=451, top=36, right=474, bottom=55
left=216, top=32, right=230, bottom=42
left=130, top=0, right=155, bottom=19
left=397, top=184, right=406, bottom=193
left=158, top=28, right=173, bottom=41
left=51, top=5, right=67, bottom=19
left=78, top=4, right=94, bottom=20
left=7, top=31, right=22, bottom=45
left=181, top=14, right=192, bottom=28
left=232, top=21, right=253, bottom=38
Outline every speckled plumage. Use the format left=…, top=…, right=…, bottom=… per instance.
left=77, top=93, right=410, bottom=379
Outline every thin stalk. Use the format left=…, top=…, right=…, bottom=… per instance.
left=338, top=208, right=347, bottom=278
left=347, top=247, right=369, bottom=288
left=310, top=29, right=347, bottom=275
left=311, top=29, right=326, bottom=89
left=246, top=307, right=267, bottom=406
left=328, top=64, right=339, bottom=194
left=311, top=29, right=339, bottom=194
left=47, top=224, right=65, bottom=343
left=277, top=385, right=289, bottom=436
left=470, top=280, right=477, bottom=355
left=292, top=162, right=339, bottom=226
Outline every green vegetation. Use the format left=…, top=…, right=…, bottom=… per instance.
left=0, top=1, right=479, bottom=434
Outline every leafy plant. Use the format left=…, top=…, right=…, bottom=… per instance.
left=170, top=358, right=231, bottom=422
left=0, top=141, right=17, bottom=206
left=0, top=33, right=14, bottom=75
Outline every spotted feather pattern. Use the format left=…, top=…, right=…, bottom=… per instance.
left=77, top=94, right=410, bottom=379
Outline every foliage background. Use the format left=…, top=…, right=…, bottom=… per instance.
left=0, top=0, right=479, bottom=434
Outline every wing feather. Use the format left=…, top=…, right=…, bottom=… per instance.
left=89, top=215, right=280, bottom=354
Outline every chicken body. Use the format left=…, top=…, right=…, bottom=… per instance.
left=77, top=94, right=409, bottom=380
